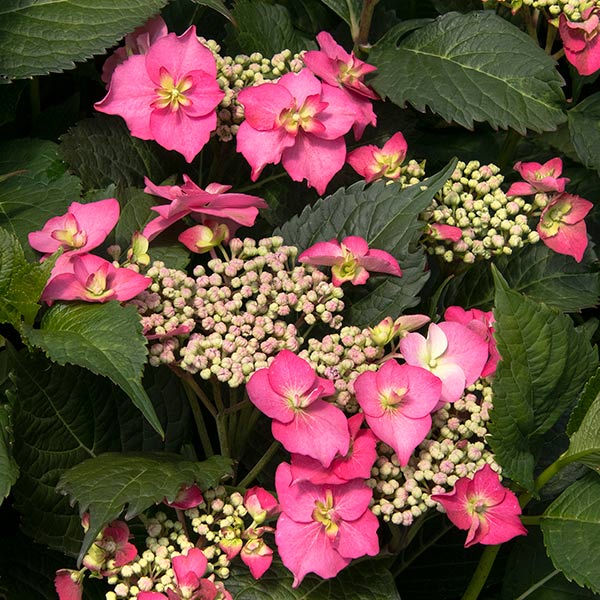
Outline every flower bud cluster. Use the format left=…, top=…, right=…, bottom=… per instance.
left=422, top=160, right=540, bottom=263
left=132, top=237, right=345, bottom=387
left=198, top=38, right=304, bottom=142
left=507, top=0, right=596, bottom=20
left=368, top=380, right=499, bottom=526
left=299, top=326, right=385, bottom=412
left=394, top=160, right=427, bottom=189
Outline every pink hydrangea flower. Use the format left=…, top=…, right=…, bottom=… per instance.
left=444, top=306, right=500, bottom=378
left=164, top=483, right=204, bottom=510
left=289, top=413, right=378, bottom=485
left=178, top=222, right=229, bottom=254
left=41, top=254, right=151, bottom=304
left=400, top=321, right=488, bottom=407
left=275, top=462, right=379, bottom=587
left=246, top=349, right=349, bottom=467
left=298, top=235, right=402, bottom=286
left=347, top=132, right=408, bottom=183
left=241, top=537, right=274, bottom=580
left=82, top=520, right=137, bottom=575
left=101, top=15, right=168, bottom=86
left=354, top=360, right=441, bottom=466
left=428, top=223, right=463, bottom=242
left=236, top=69, right=359, bottom=195
left=95, top=26, right=224, bottom=162
left=244, top=487, right=280, bottom=525
left=369, top=314, right=430, bottom=346
left=537, top=192, right=593, bottom=262
left=138, top=548, right=220, bottom=600
left=142, top=176, right=266, bottom=241
left=506, top=158, right=569, bottom=197
left=28, top=199, right=120, bottom=259
left=55, top=569, right=83, bottom=600
left=303, top=31, right=377, bottom=139
left=559, top=8, right=600, bottom=76
left=431, top=464, right=527, bottom=547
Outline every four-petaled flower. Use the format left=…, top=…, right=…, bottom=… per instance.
left=298, top=235, right=402, bottom=286
left=537, top=192, right=593, bottom=262
left=347, top=132, right=408, bottom=183
left=82, top=520, right=138, bottom=575
left=246, top=349, right=350, bottom=467
left=506, top=158, right=569, bottom=197
left=95, top=26, right=224, bottom=162
left=431, top=464, right=527, bottom=548
left=559, top=7, right=600, bottom=76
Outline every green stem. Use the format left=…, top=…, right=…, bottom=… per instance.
left=182, top=380, right=214, bottom=457
left=522, top=7, right=538, bottom=40
left=237, top=171, right=289, bottom=192
left=520, top=454, right=571, bottom=509
left=552, top=48, right=565, bottom=61
left=238, top=441, right=281, bottom=488
left=460, top=544, right=502, bottom=600
left=180, top=374, right=217, bottom=418
left=515, top=569, right=560, bottom=600
left=354, top=0, right=380, bottom=54
left=212, top=380, right=230, bottom=457
left=545, top=24, right=558, bottom=54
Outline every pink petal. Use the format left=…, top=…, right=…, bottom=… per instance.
left=331, top=479, right=375, bottom=521
left=144, top=176, right=181, bottom=201
left=275, top=462, right=322, bottom=522
left=330, top=428, right=378, bottom=482
left=272, top=400, right=350, bottom=467
left=316, top=31, right=351, bottom=62
left=382, top=132, right=408, bottom=157
left=506, top=181, right=537, bottom=197
left=302, top=49, right=341, bottom=88
left=55, top=570, right=83, bottom=600
left=439, top=321, right=489, bottom=385
left=336, top=511, right=380, bottom=559
left=290, top=453, right=348, bottom=485
left=353, top=370, right=382, bottom=417
left=346, top=145, right=378, bottom=180
left=241, top=544, right=273, bottom=579
left=478, top=509, right=527, bottom=545
left=399, top=332, right=430, bottom=370
left=278, top=69, right=322, bottom=107
left=432, top=479, right=473, bottom=530
left=539, top=219, right=589, bottom=262
left=341, top=235, right=369, bottom=258
left=360, top=248, right=402, bottom=276
left=471, top=464, right=507, bottom=506
left=430, top=223, right=463, bottom=242
left=173, top=548, right=208, bottom=587
left=142, top=213, right=185, bottom=241
left=180, top=70, right=224, bottom=118
left=298, top=240, right=344, bottom=266
left=316, top=84, right=360, bottom=140
left=266, top=349, right=319, bottom=399
left=108, top=268, right=152, bottom=302
left=95, top=55, right=156, bottom=139
left=560, top=195, right=594, bottom=224
left=428, top=322, right=450, bottom=359
left=166, top=484, right=204, bottom=509
left=238, top=83, right=294, bottom=131
left=138, top=594, right=167, bottom=600
left=69, top=199, right=120, bottom=251
left=281, top=132, right=346, bottom=196
left=433, top=362, right=467, bottom=405
left=246, top=368, right=295, bottom=424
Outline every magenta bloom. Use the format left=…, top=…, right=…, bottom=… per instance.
left=290, top=414, right=378, bottom=485
left=506, top=158, right=569, bottom=197
left=95, top=26, right=224, bottom=162
left=101, top=15, right=168, bottom=86
left=28, top=198, right=119, bottom=258
left=241, top=537, right=274, bottom=580
left=444, top=306, right=500, bottom=378
left=347, top=132, right=408, bottom=183
left=303, top=31, right=377, bottom=139
left=400, top=321, right=488, bottom=407
left=41, top=254, right=151, bottom=304
left=236, top=69, right=358, bottom=195
left=143, top=176, right=266, bottom=241
left=82, top=520, right=137, bottom=574
left=165, top=484, right=204, bottom=510
left=559, top=8, right=600, bottom=76
left=55, top=569, right=83, bottom=600
left=432, top=464, right=527, bottom=548
left=244, top=487, right=280, bottom=525
left=298, top=235, right=402, bottom=286
left=354, top=360, right=441, bottom=465
left=246, top=349, right=349, bottom=467
left=537, top=193, right=593, bottom=262
left=275, top=462, right=379, bottom=587
left=138, top=548, right=219, bottom=600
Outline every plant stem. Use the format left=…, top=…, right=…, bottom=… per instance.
left=552, top=48, right=565, bottom=61
left=354, top=0, right=380, bottom=54
left=514, top=569, right=560, bottom=600
left=237, top=171, right=289, bottom=192
left=182, top=380, right=214, bottom=457
left=238, top=441, right=281, bottom=488
left=212, top=380, right=230, bottom=457
left=522, top=7, right=538, bottom=40
left=460, top=544, right=502, bottom=600
left=519, top=454, right=570, bottom=509
left=545, top=24, right=558, bottom=54
left=180, top=374, right=217, bottom=418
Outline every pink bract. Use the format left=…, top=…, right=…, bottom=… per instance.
left=431, top=464, right=527, bottom=547
left=347, top=132, right=408, bottom=183
left=28, top=198, right=120, bottom=258
left=244, top=487, right=280, bottom=524
left=165, top=483, right=204, bottom=510
left=559, top=8, right=600, bottom=76
left=298, top=235, right=402, bottom=286
left=241, top=538, right=274, bottom=579
left=444, top=306, right=500, bottom=378
left=400, top=321, right=488, bottom=407
left=101, top=15, right=168, bottom=85
left=83, top=520, right=137, bottom=574
left=354, top=360, right=441, bottom=465
left=537, top=193, right=593, bottom=262
left=55, top=569, right=83, bottom=600
left=142, top=175, right=266, bottom=241
left=236, top=69, right=359, bottom=195
left=246, top=349, right=349, bottom=467
left=429, top=223, right=463, bottom=243
left=275, top=462, right=379, bottom=587
left=506, top=158, right=569, bottom=197
left=95, top=26, right=224, bottom=162
left=41, top=254, right=151, bottom=304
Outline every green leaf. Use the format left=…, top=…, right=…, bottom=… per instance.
left=318, top=0, right=361, bottom=30
left=542, top=472, right=600, bottom=594
left=59, top=115, right=181, bottom=191
left=57, top=452, right=233, bottom=562
left=228, top=0, right=316, bottom=56
left=0, top=404, right=18, bottom=504
left=113, top=187, right=156, bottom=249
left=568, top=92, right=600, bottom=175
left=191, top=0, right=235, bottom=22
left=0, top=0, right=169, bottom=80
left=24, top=302, right=163, bottom=437
left=0, top=228, right=54, bottom=330
left=0, top=139, right=81, bottom=260
left=489, top=268, right=597, bottom=491
left=502, top=529, right=597, bottom=600
left=276, top=161, right=457, bottom=327
left=226, top=558, right=400, bottom=599
left=564, top=367, right=600, bottom=468
left=369, top=11, right=566, bottom=134
left=444, top=243, right=600, bottom=313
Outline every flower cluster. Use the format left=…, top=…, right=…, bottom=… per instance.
left=132, top=237, right=345, bottom=386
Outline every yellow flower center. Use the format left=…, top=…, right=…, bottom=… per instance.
left=380, top=387, right=408, bottom=412
left=539, top=200, right=572, bottom=237
left=312, top=490, right=339, bottom=538
left=51, top=214, right=87, bottom=249
left=331, top=244, right=358, bottom=282
left=154, top=70, right=193, bottom=112
left=373, top=150, right=402, bottom=179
